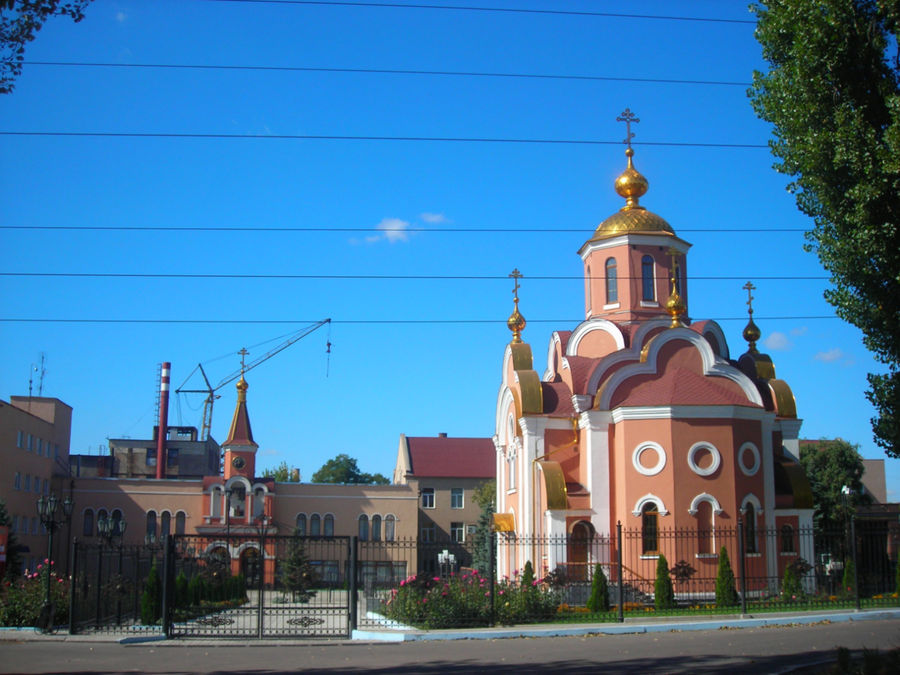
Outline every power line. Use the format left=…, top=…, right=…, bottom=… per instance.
left=0, top=225, right=805, bottom=233
left=0, top=316, right=837, bottom=325
left=199, top=0, right=757, bottom=25
left=0, top=131, right=768, bottom=148
left=23, top=61, right=751, bottom=88
left=0, top=272, right=829, bottom=280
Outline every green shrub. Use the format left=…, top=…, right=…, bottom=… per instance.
left=842, top=558, right=856, bottom=597
left=521, top=561, right=535, bottom=590
left=140, top=563, right=162, bottom=625
left=715, top=547, right=739, bottom=607
left=0, top=561, right=69, bottom=627
left=175, top=572, right=189, bottom=609
left=586, top=564, right=610, bottom=613
left=654, top=554, right=675, bottom=609
left=781, top=563, right=802, bottom=602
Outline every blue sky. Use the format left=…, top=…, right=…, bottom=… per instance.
left=1, top=0, right=896, bottom=500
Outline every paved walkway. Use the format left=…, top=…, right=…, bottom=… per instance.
left=2, top=607, right=898, bottom=645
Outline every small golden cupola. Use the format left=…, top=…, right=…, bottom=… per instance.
left=222, top=349, right=259, bottom=479
left=507, top=268, right=526, bottom=344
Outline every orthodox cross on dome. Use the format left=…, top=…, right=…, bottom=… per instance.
left=742, top=281, right=761, bottom=352
left=238, top=347, right=249, bottom=374
left=616, top=108, right=640, bottom=149
left=507, top=268, right=526, bottom=344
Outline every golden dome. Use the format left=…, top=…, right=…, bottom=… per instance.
left=507, top=308, right=526, bottom=344
left=588, top=147, right=675, bottom=241
left=743, top=317, right=761, bottom=352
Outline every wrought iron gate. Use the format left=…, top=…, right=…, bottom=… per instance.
left=167, top=534, right=352, bottom=638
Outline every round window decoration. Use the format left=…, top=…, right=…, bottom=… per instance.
left=231, top=456, right=246, bottom=470
left=632, top=442, right=666, bottom=476
left=687, top=442, right=721, bottom=477
left=738, top=442, right=760, bottom=477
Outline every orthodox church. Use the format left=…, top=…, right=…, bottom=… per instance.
left=493, top=113, right=814, bottom=585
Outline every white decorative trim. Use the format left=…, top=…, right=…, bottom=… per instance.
left=697, top=321, right=731, bottom=361
left=741, top=492, right=763, bottom=515
left=738, top=442, right=761, bottom=477
left=611, top=405, right=775, bottom=423
left=596, top=327, right=764, bottom=411
left=572, top=394, right=593, bottom=413
left=687, top=442, right=721, bottom=476
left=578, top=233, right=692, bottom=259
left=632, top=442, right=666, bottom=476
left=583, top=318, right=672, bottom=395
left=639, top=301, right=659, bottom=308
left=632, top=493, right=669, bottom=517
left=687, top=492, right=723, bottom=516
left=602, top=302, right=620, bottom=310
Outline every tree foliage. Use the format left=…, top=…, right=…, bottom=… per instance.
left=280, top=533, right=317, bottom=603
left=586, top=563, right=610, bottom=613
left=0, top=498, right=22, bottom=578
left=654, top=554, right=675, bottom=609
left=715, top=546, right=739, bottom=607
left=470, top=480, right=495, bottom=577
left=310, top=453, right=389, bottom=484
left=749, top=0, right=900, bottom=458
left=799, top=439, right=870, bottom=529
left=1, top=0, right=93, bottom=94
left=261, top=461, right=299, bottom=482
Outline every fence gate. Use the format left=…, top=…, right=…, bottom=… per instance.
left=168, top=534, right=352, bottom=639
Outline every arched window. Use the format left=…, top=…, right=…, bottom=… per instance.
left=296, top=513, right=307, bottom=536
left=641, top=503, right=658, bottom=554
left=253, top=487, right=265, bottom=518
left=82, top=508, right=94, bottom=537
left=175, top=511, right=186, bottom=535
left=210, top=487, right=222, bottom=519
left=384, top=515, right=395, bottom=542
left=323, top=514, right=334, bottom=537
left=781, top=525, right=795, bottom=554
left=310, top=513, right=321, bottom=536
left=111, top=509, right=124, bottom=537
left=160, top=511, right=171, bottom=538
left=146, top=511, right=157, bottom=539
left=371, top=515, right=382, bottom=541
left=695, top=500, right=713, bottom=555
left=358, top=515, right=369, bottom=542
left=605, top=257, right=618, bottom=304
left=744, top=503, right=757, bottom=553
left=641, top=255, right=655, bottom=301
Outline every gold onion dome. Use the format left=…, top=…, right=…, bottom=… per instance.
left=743, top=318, right=761, bottom=352
left=589, top=147, right=674, bottom=241
left=507, top=308, right=526, bottom=344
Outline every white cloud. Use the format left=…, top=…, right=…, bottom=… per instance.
left=763, top=331, right=791, bottom=351
left=372, top=217, right=411, bottom=243
left=420, top=212, right=448, bottom=224
left=815, top=348, right=845, bottom=363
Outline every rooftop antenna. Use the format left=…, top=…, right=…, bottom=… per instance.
left=37, top=353, right=46, bottom=395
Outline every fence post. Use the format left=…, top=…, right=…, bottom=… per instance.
left=68, top=538, right=79, bottom=634
left=737, top=518, right=747, bottom=615
left=850, top=515, right=860, bottom=610
left=616, top=521, right=624, bottom=623
left=95, top=542, right=103, bottom=629
left=349, top=536, right=358, bottom=633
left=257, top=532, right=265, bottom=638
left=161, top=535, right=173, bottom=638
left=489, top=531, right=496, bottom=626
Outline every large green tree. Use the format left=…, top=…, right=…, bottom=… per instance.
left=799, top=439, right=870, bottom=530
left=749, top=0, right=900, bottom=458
left=470, top=480, right=496, bottom=576
left=1, top=1, right=93, bottom=94
left=261, top=461, right=300, bottom=482
left=310, top=453, right=389, bottom=485
left=0, top=498, right=22, bottom=578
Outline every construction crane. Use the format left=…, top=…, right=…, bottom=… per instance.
left=175, top=319, right=330, bottom=441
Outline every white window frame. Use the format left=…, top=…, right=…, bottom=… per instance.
left=450, top=488, right=464, bottom=509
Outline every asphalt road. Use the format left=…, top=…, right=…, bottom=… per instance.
left=1, top=619, right=898, bottom=674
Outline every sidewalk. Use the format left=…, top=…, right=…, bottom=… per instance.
left=2, top=607, right=898, bottom=645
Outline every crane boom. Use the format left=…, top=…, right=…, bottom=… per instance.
left=175, top=319, right=330, bottom=440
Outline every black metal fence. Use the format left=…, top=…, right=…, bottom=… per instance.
left=68, top=539, right=165, bottom=635
left=63, top=520, right=899, bottom=636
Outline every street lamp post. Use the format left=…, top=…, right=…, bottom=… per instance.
left=97, top=513, right=127, bottom=625
left=35, top=493, right=74, bottom=632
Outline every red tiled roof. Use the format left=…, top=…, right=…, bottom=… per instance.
left=615, top=366, right=758, bottom=408
left=406, top=436, right=494, bottom=478
left=563, top=355, right=599, bottom=394
left=541, top=381, right=576, bottom=416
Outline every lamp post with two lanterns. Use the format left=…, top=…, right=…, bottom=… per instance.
left=35, top=493, right=73, bottom=631
left=97, top=513, right=127, bottom=625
